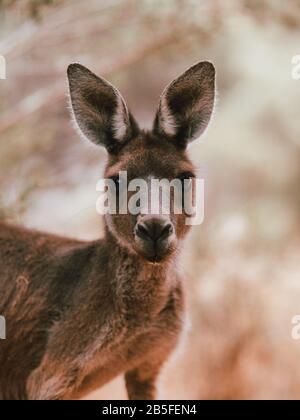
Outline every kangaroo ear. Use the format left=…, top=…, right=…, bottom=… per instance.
left=67, top=64, right=138, bottom=153
left=154, top=61, right=215, bottom=147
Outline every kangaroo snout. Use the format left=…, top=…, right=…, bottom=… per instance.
left=134, top=216, right=175, bottom=262
left=135, top=217, right=173, bottom=243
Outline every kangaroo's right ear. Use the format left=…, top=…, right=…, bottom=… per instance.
left=67, top=64, right=138, bottom=153
left=154, top=61, right=215, bottom=148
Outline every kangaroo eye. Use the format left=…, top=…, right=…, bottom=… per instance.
left=177, top=173, right=195, bottom=209
left=178, top=173, right=195, bottom=200
left=109, top=176, right=120, bottom=186
left=178, top=172, right=195, bottom=183
left=109, top=176, right=121, bottom=195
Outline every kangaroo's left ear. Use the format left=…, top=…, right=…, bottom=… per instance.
left=153, top=61, right=215, bottom=147
left=67, top=63, right=138, bottom=153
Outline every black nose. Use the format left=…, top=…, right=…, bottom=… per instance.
left=135, top=218, right=174, bottom=243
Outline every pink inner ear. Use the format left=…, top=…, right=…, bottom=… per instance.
left=68, top=63, right=135, bottom=150
left=158, top=92, right=178, bottom=137
left=156, top=62, right=215, bottom=143
left=112, top=95, right=129, bottom=143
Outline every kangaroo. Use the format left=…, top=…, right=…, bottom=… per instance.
left=0, top=61, right=215, bottom=400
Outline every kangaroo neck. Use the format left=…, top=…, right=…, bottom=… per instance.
left=105, top=229, right=177, bottom=319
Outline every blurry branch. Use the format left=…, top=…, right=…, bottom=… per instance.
left=0, top=28, right=179, bottom=135
left=242, top=0, right=300, bottom=29
left=0, top=21, right=38, bottom=57
left=0, top=182, right=37, bottom=223
left=0, top=0, right=64, bottom=20
left=0, top=0, right=130, bottom=57
left=0, top=83, right=62, bottom=134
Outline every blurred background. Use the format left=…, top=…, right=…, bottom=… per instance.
left=0, top=0, right=300, bottom=400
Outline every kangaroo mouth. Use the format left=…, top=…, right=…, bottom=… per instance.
left=144, top=254, right=165, bottom=264
left=134, top=242, right=175, bottom=264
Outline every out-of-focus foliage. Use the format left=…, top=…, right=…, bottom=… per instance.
left=0, top=0, right=300, bottom=400
left=0, top=0, right=62, bottom=19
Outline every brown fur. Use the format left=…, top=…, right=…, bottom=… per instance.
left=0, top=61, right=215, bottom=400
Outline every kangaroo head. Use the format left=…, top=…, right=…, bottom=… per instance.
left=68, top=62, right=215, bottom=262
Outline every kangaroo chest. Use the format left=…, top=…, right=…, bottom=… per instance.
left=75, top=280, right=182, bottom=391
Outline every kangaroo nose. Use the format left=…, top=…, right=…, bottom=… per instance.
left=135, top=218, right=174, bottom=243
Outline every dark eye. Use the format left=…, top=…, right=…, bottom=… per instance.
left=108, top=176, right=121, bottom=199
left=178, top=172, right=195, bottom=186
left=178, top=173, right=195, bottom=208
left=109, top=176, right=120, bottom=188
